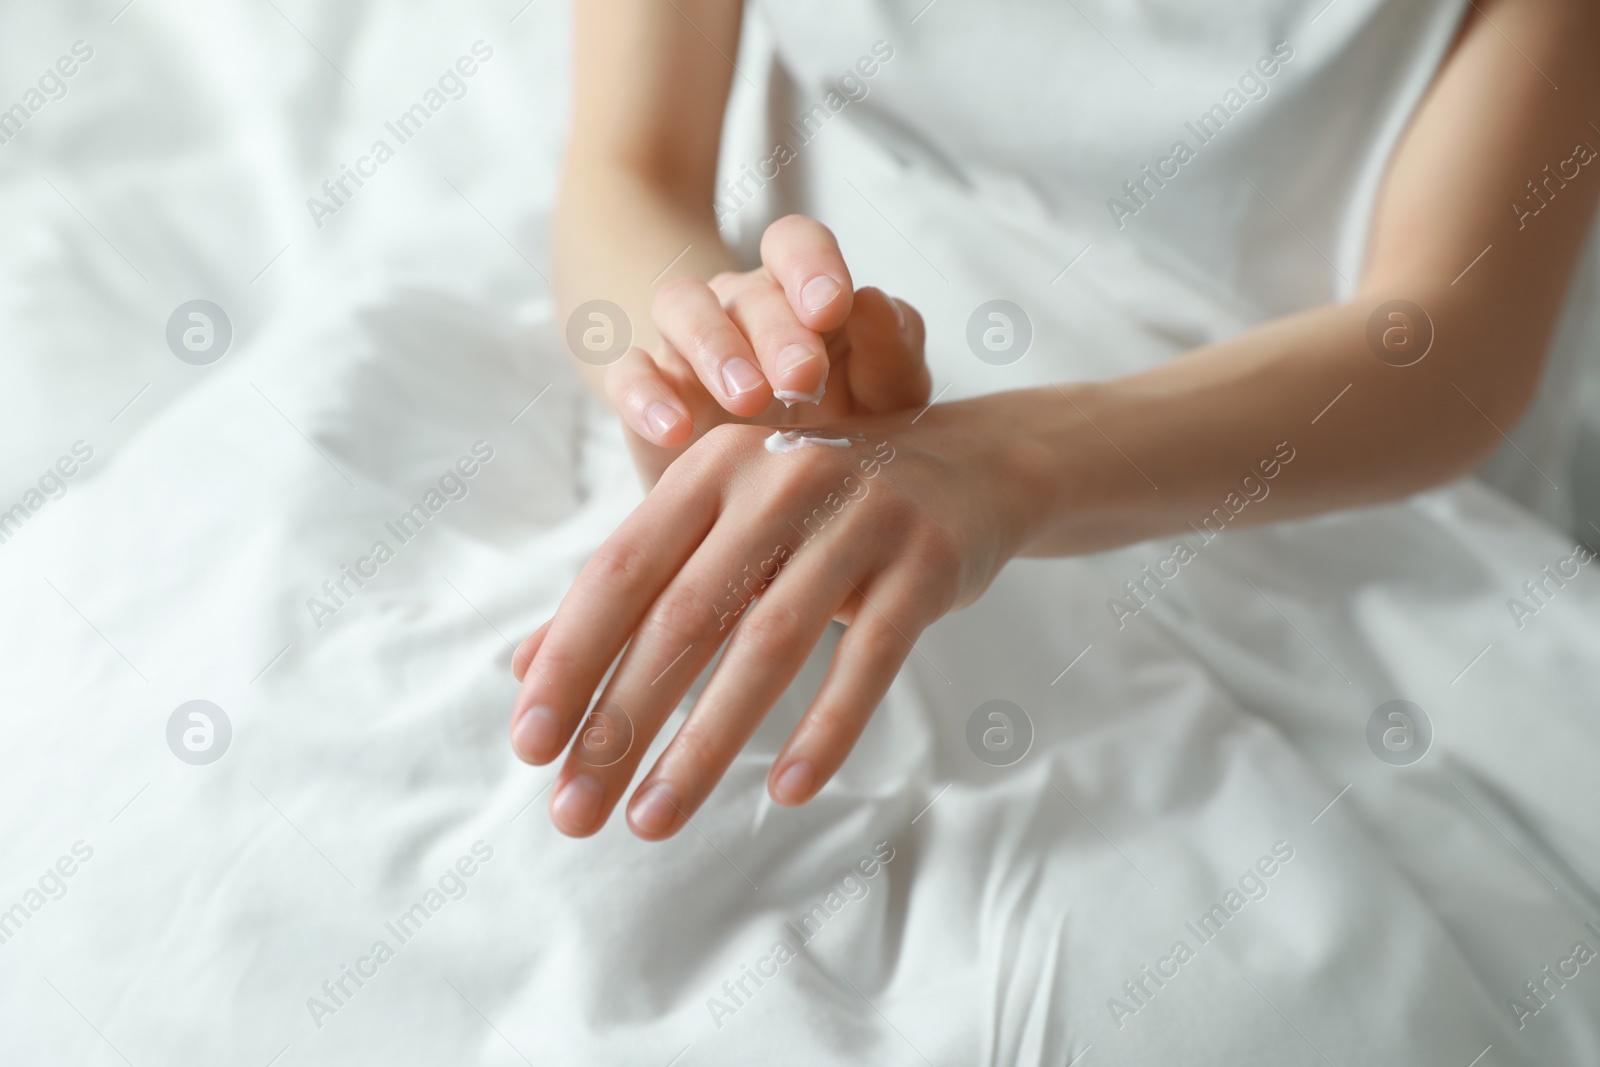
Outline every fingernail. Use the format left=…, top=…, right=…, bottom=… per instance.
left=551, top=774, right=604, bottom=834
left=512, top=705, right=561, bottom=763
left=644, top=401, right=682, bottom=439
left=892, top=298, right=908, bottom=332
left=774, top=760, right=816, bottom=805
left=776, top=343, right=821, bottom=386
left=629, top=781, right=680, bottom=837
left=720, top=357, right=764, bottom=398
left=801, top=275, right=842, bottom=313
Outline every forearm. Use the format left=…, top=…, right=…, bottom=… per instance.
left=552, top=161, right=735, bottom=397
left=1003, top=290, right=1528, bottom=557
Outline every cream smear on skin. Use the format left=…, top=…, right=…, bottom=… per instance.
left=763, top=430, right=859, bottom=453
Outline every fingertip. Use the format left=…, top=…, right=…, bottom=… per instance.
left=773, top=343, right=829, bottom=405
left=627, top=780, right=684, bottom=840
left=715, top=357, right=774, bottom=416
left=643, top=400, right=692, bottom=446
left=770, top=759, right=817, bottom=806
left=549, top=774, right=606, bottom=836
left=606, top=347, right=696, bottom=447
left=793, top=273, right=851, bottom=333
left=800, top=275, right=845, bottom=315
left=761, top=215, right=853, bottom=331
left=511, top=704, right=562, bottom=765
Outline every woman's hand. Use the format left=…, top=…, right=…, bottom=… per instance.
left=508, top=397, right=1049, bottom=839
left=604, top=215, right=931, bottom=483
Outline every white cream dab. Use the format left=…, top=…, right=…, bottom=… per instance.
left=763, top=430, right=857, bottom=454
left=773, top=385, right=827, bottom=408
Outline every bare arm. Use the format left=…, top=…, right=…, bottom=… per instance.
left=554, top=0, right=742, bottom=390
left=1018, top=0, right=1600, bottom=555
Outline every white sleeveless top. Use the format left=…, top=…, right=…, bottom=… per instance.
left=751, top=0, right=1465, bottom=306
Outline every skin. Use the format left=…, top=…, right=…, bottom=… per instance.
left=517, top=0, right=1600, bottom=839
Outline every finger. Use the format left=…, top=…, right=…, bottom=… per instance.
left=760, top=215, right=854, bottom=334
left=511, top=618, right=552, bottom=683
left=622, top=552, right=862, bottom=839
left=603, top=346, right=694, bottom=448
left=510, top=464, right=721, bottom=766
left=841, top=289, right=932, bottom=414
left=767, top=571, right=931, bottom=806
left=717, top=274, right=830, bottom=407
left=653, top=277, right=771, bottom=417
left=545, top=516, right=814, bottom=837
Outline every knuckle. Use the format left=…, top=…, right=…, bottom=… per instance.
left=663, top=726, right=723, bottom=782
left=855, top=615, right=913, bottom=662
left=662, top=316, right=736, bottom=367
left=652, top=277, right=702, bottom=319
left=677, top=430, right=738, bottom=483
left=583, top=539, right=650, bottom=589
left=708, top=271, right=752, bottom=302
left=763, top=457, right=831, bottom=510
left=736, top=601, right=806, bottom=656
left=646, top=585, right=718, bottom=643
left=908, top=572, right=949, bottom=619
left=802, top=450, right=847, bottom=487
left=530, top=638, right=586, bottom=680
left=919, top=572, right=961, bottom=619
left=803, top=700, right=863, bottom=746
left=910, top=524, right=963, bottom=577
left=682, top=322, right=739, bottom=364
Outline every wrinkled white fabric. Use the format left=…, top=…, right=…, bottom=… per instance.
left=0, top=2, right=1597, bottom=1065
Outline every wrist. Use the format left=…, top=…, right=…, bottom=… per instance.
left=973, top=383, right=1145, bottom=559
left=931, top=389, right=1074, bottom=563
left=998, top=388, right=1082, bottom=557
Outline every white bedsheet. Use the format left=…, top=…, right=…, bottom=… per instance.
left=2, top=2, right=1598, bottom=1065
